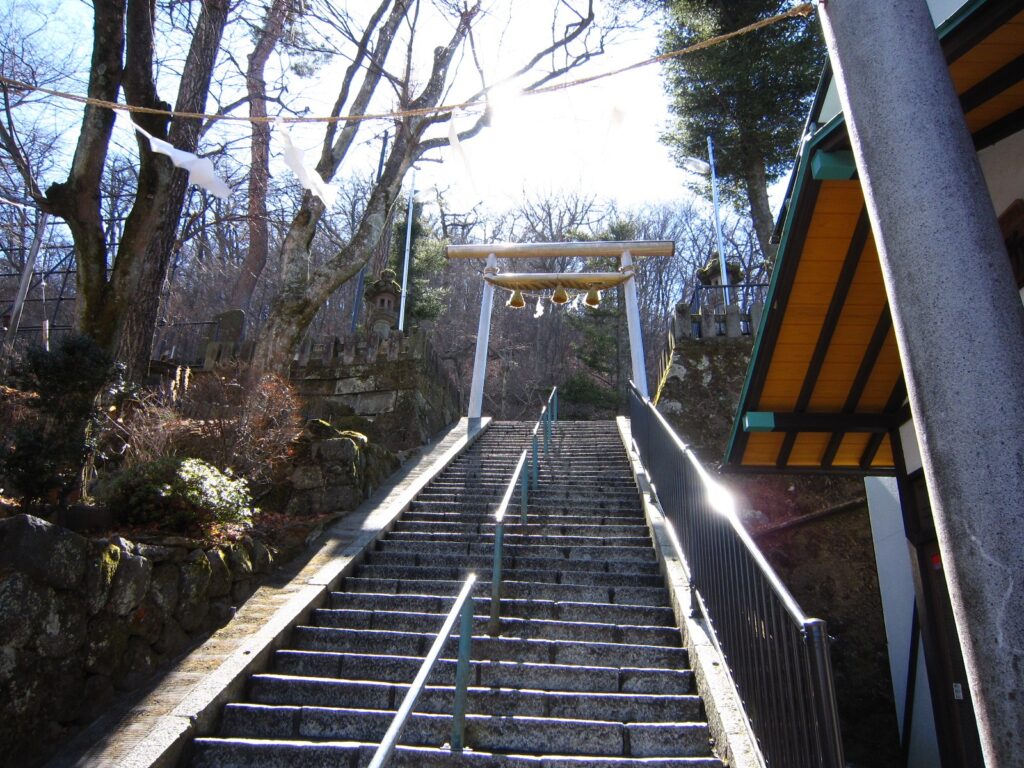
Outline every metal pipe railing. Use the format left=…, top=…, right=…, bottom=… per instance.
left=491, top=387, right=558, bottom=632
left=529, top=387, right=558, bottom=489
left=368, top=573, right=478, bottom=767
left=627, top=382, right=845, bottom=768
left=490, top=449, right=528, bottom=632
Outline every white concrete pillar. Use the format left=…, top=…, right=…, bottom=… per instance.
left=820, top=2, right=1024, bottom=763
left=467, top=254, right=497, bottom=418
left=621, top=251, right=648, bottom=398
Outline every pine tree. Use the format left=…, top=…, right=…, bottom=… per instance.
left=654, top=0, right=824, bottom=261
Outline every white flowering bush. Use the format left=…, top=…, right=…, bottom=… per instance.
left=98, top=456, right=255, bottom=533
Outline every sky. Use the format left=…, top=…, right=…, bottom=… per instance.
left=270, top=2, right=701, bottom=216
left=416, top=21, right=696, bottom=213
left=7, top=1, right=712, bottom=218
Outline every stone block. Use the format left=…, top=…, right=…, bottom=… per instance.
left=155, top=617, right=190, bottom=657
left=227, top=542, right=253, bottom=577
left=313, top=436, right=360, bottom=465
left=176, top=550, right=212, bottom=632
left=0, top=514, right=89, bottom=590
left=0, top=572, right=54, bottom=648
left=127, top=596, right=164, bottom=644
left=290, top=464, right=324, bottom=491
left=36, top=591, right=87, bottom=657
left=353, top=390, right=397, bottom=416
left=108, top=552, right=153, bottom=616
left=724, top=302, right=742, bottom=337
left=334, top=376, right=378, bottom=395
left=84, top=543, right=120, bottom=615
left=84, top=614, right=130, bottom=676
left=149, top=562, right=180, bottom=614
left=205, top=548, right=232, bottom=598
left=250, top=541, right=273, bottom=574
left=116, top=637, right=157, bottom=690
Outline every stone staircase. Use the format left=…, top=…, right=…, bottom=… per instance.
left=188, top=420, right=724, bottom=767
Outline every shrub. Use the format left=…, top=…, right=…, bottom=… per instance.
left=107, top=363, right=302, bottom=488
left=98, top=456, right=254, bottom=533
left=0, top=336, right=113, bottom=502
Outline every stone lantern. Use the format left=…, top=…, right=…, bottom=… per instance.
left=696, top=252, right=745, bottom=310
left=363, top=268, right=402, bottom=338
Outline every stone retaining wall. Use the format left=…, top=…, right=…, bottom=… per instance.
left=0, top=514, right=278, bottom=767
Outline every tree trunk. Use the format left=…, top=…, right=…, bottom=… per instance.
left=45, top=1, right=126, bottom=344
left=111, top=0, right=230, bottom=380
left=741, top=151, right=776, bottom=266
left=229, top=0, right=291, bottom=314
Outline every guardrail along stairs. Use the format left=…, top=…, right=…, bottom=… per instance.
left=189, top=420, right=724, bottom=767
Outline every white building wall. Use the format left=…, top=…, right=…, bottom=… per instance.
left=865, top=476, right=941, bottom=768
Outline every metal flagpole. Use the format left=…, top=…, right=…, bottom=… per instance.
left=398, top=170, right=415, bottom=332
left=707, top=136, right=731, bottom=307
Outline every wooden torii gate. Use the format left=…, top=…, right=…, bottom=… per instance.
left=445, top=240, right=675, bottom=418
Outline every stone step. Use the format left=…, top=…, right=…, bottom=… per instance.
left=406, top=500, right=644, bottom=516
left=328, top=593, right=676, bottom=627
left=423, top=480, right=639, bottom=494
left=369, top=541, right=657, bottom=564
left=186, top=419, right=722, bottom=767
left=383, top=531, right=652, bottom=548
left=271, top=651, right=694, bottom=694
left=309, top=608, right=681, bottom=646
left=363, top=551, right=663, bottom=578
left=291, top=626, right=688, bottom=668
left=413, top=492, right=641, bottom=507
left=392, top=520, right=652, bottom=538
left=245, top=675, right=700, bottom=722
left=402, top=510, right=646, bottom=527
left=353, top=565, right=664, bottom=589
left=341, top=576, right=670, bottom=607
left=215, top=705, right=713, bottom=758
left=192, top=737, right=725, bottom=767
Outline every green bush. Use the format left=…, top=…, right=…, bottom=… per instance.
left=98, top=457, right=255, bottom=533
left=0, top=335, right=113, bottom=501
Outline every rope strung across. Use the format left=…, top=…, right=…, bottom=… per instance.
left=0, top=4, right=814, bottom=126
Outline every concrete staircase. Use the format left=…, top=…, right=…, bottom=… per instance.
left=188, top=420, right=724, bottom=767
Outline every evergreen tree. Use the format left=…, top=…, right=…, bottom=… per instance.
left=649, top=0, right=824, bottom=261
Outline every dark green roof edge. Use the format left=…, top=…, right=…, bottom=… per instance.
left=722, top=113, right=847, bottom=467
left=936, top=0, right=993, bottom=38
left=721, top=0, right=997, bottom=469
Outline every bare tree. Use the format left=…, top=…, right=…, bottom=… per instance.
left=252, top=0, right=622, bottom=373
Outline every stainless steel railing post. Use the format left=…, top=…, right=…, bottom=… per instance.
left=451, top=595, right=475, bottom=751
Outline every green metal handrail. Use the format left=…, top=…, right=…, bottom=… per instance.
left=529, top=387, right=558, bottom=489
left=367, top=573, right=478, bottom=767
left=490, top=449, right=529, bottom=633
left=491, top=387, right=558, bottom=633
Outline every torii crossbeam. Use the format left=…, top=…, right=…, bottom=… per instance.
left=445, top=240, right=675, bottom=418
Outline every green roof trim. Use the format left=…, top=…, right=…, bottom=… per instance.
left=722, top=113, right=847, bottom=468
left=743, top=412, right=776, bottom=432
left=722, top=0, right=1000, bottom=469
left=811, top=150, right=857, bottom=180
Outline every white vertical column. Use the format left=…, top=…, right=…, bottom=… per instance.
left=621, top=251, right=648, bottom=398
left=467, top=253, right=498, bottom=418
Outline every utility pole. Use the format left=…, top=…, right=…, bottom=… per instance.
left=707, top=136, right=731, bottom=307
left=398, top=171, right=415, bottom=332
left=819, top=1, right=1024, bottom=764
left=2, top=212, right=49, bottom=365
